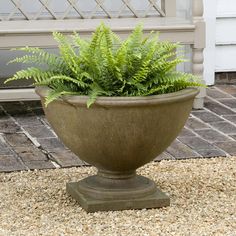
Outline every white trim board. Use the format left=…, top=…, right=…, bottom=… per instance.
left=0, top=88, right=39, bottom=101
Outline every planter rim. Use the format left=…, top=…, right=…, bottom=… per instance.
left=35, top=86, right=199, bottom=107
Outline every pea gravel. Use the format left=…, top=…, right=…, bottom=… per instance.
left=0, top=157, right=235, bottom=236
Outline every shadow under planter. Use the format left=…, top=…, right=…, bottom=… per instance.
left=36, top=86, right=199, bottom=212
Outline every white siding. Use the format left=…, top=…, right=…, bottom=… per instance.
left=215, top=46, right=236, bottom=72
left=216, top=18, right=236, bottom=44
left=215, top=0, right=236, bottom=72
left=217, top=0, right=236, bottom=17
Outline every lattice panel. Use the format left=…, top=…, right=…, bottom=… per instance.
left=0, top=0, right=164, bottom=21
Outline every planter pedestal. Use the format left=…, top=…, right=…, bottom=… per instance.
left=66, top=170, right=170, bottom=212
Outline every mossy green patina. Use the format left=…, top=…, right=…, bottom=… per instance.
left=36, top=86, right=198, bottom=212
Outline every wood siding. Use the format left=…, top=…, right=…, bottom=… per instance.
left=215, top=0, right=236, bottom=72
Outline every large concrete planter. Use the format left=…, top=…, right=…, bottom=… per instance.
left=36, top=86, right=199, bottom=212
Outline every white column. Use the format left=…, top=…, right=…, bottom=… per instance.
left=192, top=0, right=206, bottom=109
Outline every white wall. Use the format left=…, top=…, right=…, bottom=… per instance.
left=203, top=0, right=236, bottom=84
left=215, top=0, right=236, bottom=72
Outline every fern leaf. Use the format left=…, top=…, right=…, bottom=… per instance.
left=8, top=47, right=64, bottom=69
left=35, top=75, right=88, bottom=88
left=4, top=68, right=54, bottom=84
left=53, top=32, right=80, bottom=75
left=87, top=83, right=108, bottom=108
left=45, top=90, right=79, bottom=107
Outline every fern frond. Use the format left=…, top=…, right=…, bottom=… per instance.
left=9, top=47, right=63, bottom=69
left=87, top=82, right=109, bottom=108
left=5, top=67, right=55, bottom=84
left=53, top=32, right=80, bottom=75
left=143, top=84, right=172, bottom=96
left=73, top=33, right=89, bottom=49
left=35, top=75, right=88, bottom=89
left=45, top=90, right=80, bottom=107
left=100, top=30, right=123, bottom=82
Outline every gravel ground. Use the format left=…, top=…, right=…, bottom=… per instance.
left=0, top=157, right=235, bottom=236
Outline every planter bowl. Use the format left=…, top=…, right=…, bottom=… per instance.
left=36, top=86, right=199, bottom=212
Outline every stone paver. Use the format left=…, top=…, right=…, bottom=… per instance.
left=223, top=115, right=236, bottom=123
left=230, top=135, right=236, bottom=140
left=207, top=87, right=231, bottom=99
left=24, top=160, right=55, bottom=170
left=23, top=125, right=55, bottom=139
left=4, top=133, right=33, bottom=147
left=13, top=113, right=43, bottom=126
left=0, top=85, right=236, bottom=172
left=14, top=146, right=48, bottom=162
left=216, top=84, right=236, bottom=94
left=194, top=129, right=231, bottom=143
left=49, top=149, right=85, bottom=167
left=178, top=136, right=216, bottom=150
left=0, top=120, right=21, bottom=133
left=214, top=141, right=236, bottom=156
left=218, top=98, right=236, bottom=109
left=154, top=152, right=174, bottom=161
left=0, top=143, right=13, bottom=155
left=0, top=155, right=26, bottom=172
left=37, top=137, right=66, bottom=151
left=191, top=110, right=224, bottom=123
left=196, top=149, right=226, bottom=158
left=185, top=117, right=209, bottom=130
left=0, top=136, right=14, bottom=155
left=178, top=127, right=196, bottom=137
left=204, top=99, right=235, bottom=115
left=166, top=140, right=200, bottom=159
left=210, top=121, right=236, bottom=134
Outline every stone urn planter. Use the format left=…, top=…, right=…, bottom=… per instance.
left=36, top=86, right=199, bottom=212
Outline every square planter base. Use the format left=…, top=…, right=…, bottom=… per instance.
left=66, top=182, right=170, bottom=212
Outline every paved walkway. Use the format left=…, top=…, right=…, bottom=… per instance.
left=0, top=85, right=236, bottom=172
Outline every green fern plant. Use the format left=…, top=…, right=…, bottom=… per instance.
left=5, top=23, right=203, bottom=107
